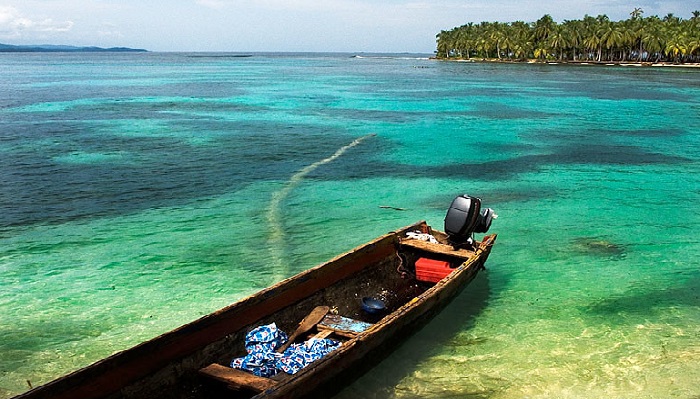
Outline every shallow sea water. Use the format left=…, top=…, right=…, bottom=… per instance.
left=1, top=53, right=699, bottom=398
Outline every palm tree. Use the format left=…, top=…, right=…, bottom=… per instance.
left=579, top=15, right=598, bottom=60
left=548, top=26, right=569, bottom=60
left=688, top=36, right=700, bottom=62
left=641, top=17, right=665, bottom=61
left=514, top=21, right=533, bottom=58
left=488, top=22, right=507, bottom=59
left=629, top=15, right=647, bottom=61
left=436, top=30, right=455, bottom=58
left=563, top=20, right=583, bottom=60
left=598, top=20, right=625, bottom=61
left=631, top=8, right=644, bottom=20
left=480, top=38, right=493, bottom=59
left=665, top=37, right=686, bottom=62
left=619, top=20, right=638, bottom=61
left=455, top=26, right=473, bottom=59
left=499, top=26, right=517, bottom=60
left=533, top=47, right=548, bottom=60
left=533, top=14, right=555, bottom=44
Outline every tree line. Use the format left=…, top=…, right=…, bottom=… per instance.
left=435, top=9, right=700, bottom=63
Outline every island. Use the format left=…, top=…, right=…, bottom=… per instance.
left=435, top=9, right=700, bottom=66
left=0, top=43, right=147, bottom=53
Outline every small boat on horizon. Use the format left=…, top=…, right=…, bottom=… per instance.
left=14, top=195, right=497, bottom=399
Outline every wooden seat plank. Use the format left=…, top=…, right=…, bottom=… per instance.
left=199, top=363, right=277, bottom=393
left=312, top=329, right=334, bottom=340
left=318, top=315, right=373, bottom=338
left=399, top=238, right=475, bottom=260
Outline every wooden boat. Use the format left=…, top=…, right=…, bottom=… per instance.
left=14, top=197, right=497, bottom=399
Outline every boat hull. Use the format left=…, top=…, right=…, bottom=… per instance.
left=13, top=221, right=496, bottom=399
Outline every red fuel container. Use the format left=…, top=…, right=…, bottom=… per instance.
left=415, top=258, right=453, bottom=283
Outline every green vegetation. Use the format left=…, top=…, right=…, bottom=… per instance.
left=436, top=9, right=700, bottom=64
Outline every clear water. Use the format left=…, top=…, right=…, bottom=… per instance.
left=1, top=53, right=699, bottom=398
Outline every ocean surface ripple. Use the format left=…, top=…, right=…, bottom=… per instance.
left=1, top=53, right=699, bottom=398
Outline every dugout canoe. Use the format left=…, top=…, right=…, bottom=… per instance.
left=15, top=199, right=496, bottom=399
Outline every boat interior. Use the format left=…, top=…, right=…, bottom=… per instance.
left=197, top=224, right=485, bottom=397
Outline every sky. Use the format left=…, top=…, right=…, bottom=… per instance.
left=0, top=0, right=697, bottom=53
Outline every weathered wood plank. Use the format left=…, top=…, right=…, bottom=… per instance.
left=312, top=330, right=334, bottom=340
left=199, top=363, right=276, bottom=393
left=318, top=315, right=373, bottom=337
left=399, top=238, right=475, bottom=259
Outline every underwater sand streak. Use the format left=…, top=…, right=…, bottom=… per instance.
left=266, top=133, right=375, bottom=281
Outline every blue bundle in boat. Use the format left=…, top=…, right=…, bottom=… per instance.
left=230, top=323, right=340, bottom=377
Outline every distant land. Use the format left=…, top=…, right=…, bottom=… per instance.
left=0, top=43, right=147, bottom=53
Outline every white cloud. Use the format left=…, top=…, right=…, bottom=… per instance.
left=0, top=5, right=74, bottom=39
left=0, top=6, right=21, bottom=30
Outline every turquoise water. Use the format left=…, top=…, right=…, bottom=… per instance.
left=1, top=53, right=699, bottom=398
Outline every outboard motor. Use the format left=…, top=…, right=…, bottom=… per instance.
left=444, top=194, right=496, bottom=249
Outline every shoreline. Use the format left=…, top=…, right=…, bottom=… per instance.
left=434, top=57, right=700, bottom=69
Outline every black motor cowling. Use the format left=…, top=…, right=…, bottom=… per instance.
left=444, top=194, right=495, bottom=248
left=474, top=207, right=495, bottom=233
